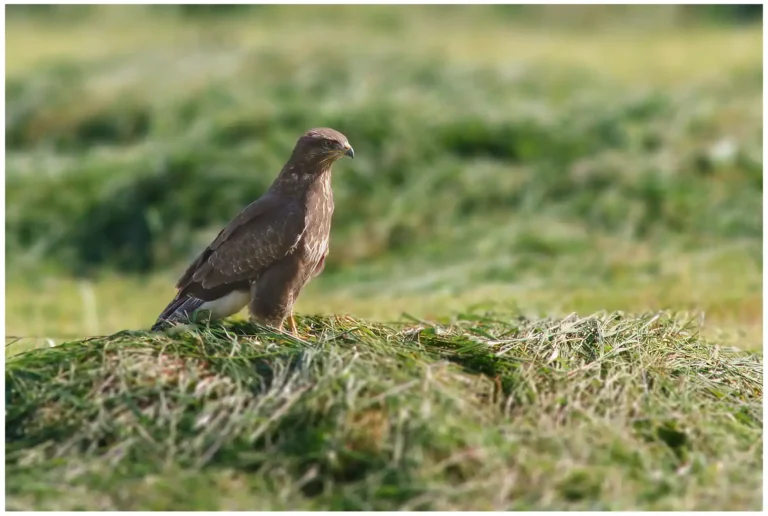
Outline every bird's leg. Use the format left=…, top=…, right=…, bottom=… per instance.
left=249, top=269, right=304, bottom=338
left=289, top=311, right=298, bottom=337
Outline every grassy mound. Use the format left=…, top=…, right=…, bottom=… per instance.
left=6, top=312, right=762, bottom=510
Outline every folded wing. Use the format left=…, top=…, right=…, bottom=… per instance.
left=153, top=192, right=305, bottom=328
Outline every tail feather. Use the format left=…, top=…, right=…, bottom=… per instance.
left=151, top=294, right=206, bottom=331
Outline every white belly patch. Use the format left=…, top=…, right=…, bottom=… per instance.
left=199, top=290, right=250, bottom=320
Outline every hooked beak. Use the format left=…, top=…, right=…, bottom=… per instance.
left=344, top=145, right=355, bottom=159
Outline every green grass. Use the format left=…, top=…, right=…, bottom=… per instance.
left=6, top=313, right=762, bottom=510
left=5, top=5, right=763, bottom=509
left=5, top=237, right=762, bottom=353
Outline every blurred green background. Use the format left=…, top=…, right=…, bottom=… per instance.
left=5, top=5, right=762, bottom=351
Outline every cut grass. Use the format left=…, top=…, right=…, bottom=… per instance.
left=6, top=6, right=761, bottom=87
left=6, top=237, right=761, bottom=353
left=5, top=312, right=762, bottom=510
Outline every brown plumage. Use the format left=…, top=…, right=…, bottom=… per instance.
left=152, top=127, right=354, bottom=332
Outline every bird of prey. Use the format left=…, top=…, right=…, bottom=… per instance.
left=152, top=127, right=354, bottom=334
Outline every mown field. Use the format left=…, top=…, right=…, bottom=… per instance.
left=5, top=5, right=763, bottom=510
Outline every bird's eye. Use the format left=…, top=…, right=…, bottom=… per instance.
left=323, top=140, right=335, bottom=149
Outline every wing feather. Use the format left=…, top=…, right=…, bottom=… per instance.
left=177, top=192, right=305, bottom=296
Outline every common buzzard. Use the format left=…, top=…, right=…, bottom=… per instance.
left=152, top=127, right=354, bottom=334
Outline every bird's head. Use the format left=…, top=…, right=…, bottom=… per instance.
left=293, top=127, right=354, bottom=166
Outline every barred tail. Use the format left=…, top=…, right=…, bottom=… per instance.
left=151, top=294, right=205, bottom=331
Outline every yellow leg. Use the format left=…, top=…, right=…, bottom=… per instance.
left=289, top=311, right=298, bottom=337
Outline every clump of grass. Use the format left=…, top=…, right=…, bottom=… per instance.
left=6, top=311, right=761, bottom=510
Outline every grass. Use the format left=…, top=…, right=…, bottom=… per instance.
left=5, top=6, right=761, bottom=86
left=4, top=5, right=763, bottom=510
left=6, top=313, right=762, bottom=510
left=5, top=237, right=762, bottom=353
